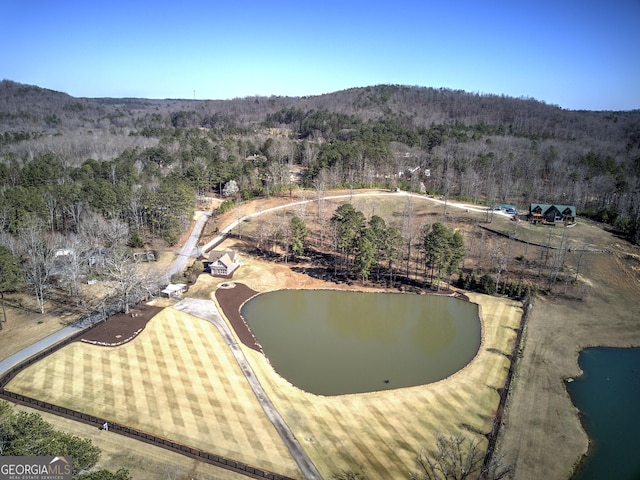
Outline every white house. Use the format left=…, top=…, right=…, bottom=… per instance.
left=206, top=249, right=240, bottom=276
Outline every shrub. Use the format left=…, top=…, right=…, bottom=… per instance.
left=218, top=199, right=235, bottom=214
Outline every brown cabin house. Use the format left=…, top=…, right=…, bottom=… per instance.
left=529, top=203, right=576, bottom=225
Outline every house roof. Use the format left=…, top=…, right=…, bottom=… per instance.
left=208, top=249, right=236, bottom=266
left=530, top=203, right=576, bottom=217
left=162, top=283, right=187, bottom=295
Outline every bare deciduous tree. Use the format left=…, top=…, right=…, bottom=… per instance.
left=314, top=172, right=329, bottom=247
left=55, top=234, right=89, bottom=305
left=411, top=432, right=513, bottom=480
left=17, top=217, right=56, bottom=314
left=491, top=240, right=510, bottom=291
left=547, top=228, right=570, bottom=290
left=79, top=212, right=129, bottom=248
left=402, top=197, right=416, bottom=278
left=103, top=248, right=154, bottom=314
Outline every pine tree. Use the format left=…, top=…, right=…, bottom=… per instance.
left=0, top=245, right=23, bottom=329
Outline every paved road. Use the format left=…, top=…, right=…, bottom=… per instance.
left=168, top=211, right=212, bottom=278
left=200, top=190, right=493, bottom=253
left=173, top=298, right=322, bottom=480
left=0, top=323, right=84, bottom=375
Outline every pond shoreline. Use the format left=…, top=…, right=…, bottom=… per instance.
left=496, top=250, right=640, bottom=480
left=567, top=346, right=640, bottom=480
left=238, top=289, right=482, bottom=396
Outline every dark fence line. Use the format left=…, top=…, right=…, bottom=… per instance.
left=478, top=224, right=557, bottom=249
left=0, top=309, right=296, bottom=480
left=480, top=297, right=532, bottom=478
left=478, top=224, right=612, bottom=253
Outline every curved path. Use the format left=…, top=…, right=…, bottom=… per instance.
left=172, top=298, right=321, bottom=480
left=201, top=190, right=494, bottom=253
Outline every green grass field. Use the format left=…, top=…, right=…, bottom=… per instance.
left=6, top=291, right=522, bottom=479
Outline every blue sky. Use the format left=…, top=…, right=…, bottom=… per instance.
left=1, top=0, right=638, bottom=110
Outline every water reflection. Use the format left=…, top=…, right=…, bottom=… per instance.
left=328, top=292, right=401, bottom=343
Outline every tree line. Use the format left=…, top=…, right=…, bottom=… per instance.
left=2, top=80, right=639, bottom=245
left=252, top=202, right=465, bottom=290
left=0, top=80, right=637, bottom=320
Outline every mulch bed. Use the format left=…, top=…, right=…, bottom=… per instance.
left=78, top=305, right=163, bottom=346
left=214, top=283, right=262, bottom=352
left=77, top=283, right=260, bottom=351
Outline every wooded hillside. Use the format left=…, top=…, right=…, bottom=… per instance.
left=1, top=79, right=639, bottom=245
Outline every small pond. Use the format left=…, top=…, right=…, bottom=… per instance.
left=567, top=347, right=640, bottom=480
left=240, top=290, right=481, bottom=396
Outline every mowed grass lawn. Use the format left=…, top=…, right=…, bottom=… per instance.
left=5, top=308, right=301, bottom=479
left=6, top=293, right=522, bottom=479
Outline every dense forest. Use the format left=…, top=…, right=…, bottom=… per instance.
left=1, top=79, right=639, bottom=252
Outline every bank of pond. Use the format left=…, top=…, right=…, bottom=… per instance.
left=567, top=347, right=640, bottom=480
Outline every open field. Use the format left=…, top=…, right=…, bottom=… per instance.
left=5, top=241, right=523, bottom=479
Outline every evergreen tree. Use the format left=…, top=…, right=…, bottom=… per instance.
left=446, top=230, right=466, bottom=282
left=331, top=204, right=365, bottom=273
left=421, top=222, right=465, bottom=289
left=290, top=215, right=308, bottom=258
left=383, top=226, right=404, bottom=285
left=422, top=222, right=452, bottom=287
left=0, top=245, right=23, bottom=329
left=368, top=215, right=387, bottom=281
left=354, top=233, right=375, bottom=284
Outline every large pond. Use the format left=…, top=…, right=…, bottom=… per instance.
left=567, top=347, right=640, bottom=480
left=240, top=290, right=481, bottom=396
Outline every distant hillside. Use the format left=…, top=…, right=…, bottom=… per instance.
left=1, top=80, right=639, bottom=243
left=2, top=80, right=638, bottom=144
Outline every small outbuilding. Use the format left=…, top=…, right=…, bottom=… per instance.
left=161, top=283, right=187, bottom=298
left=206, top=249, right=240, bottom=276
